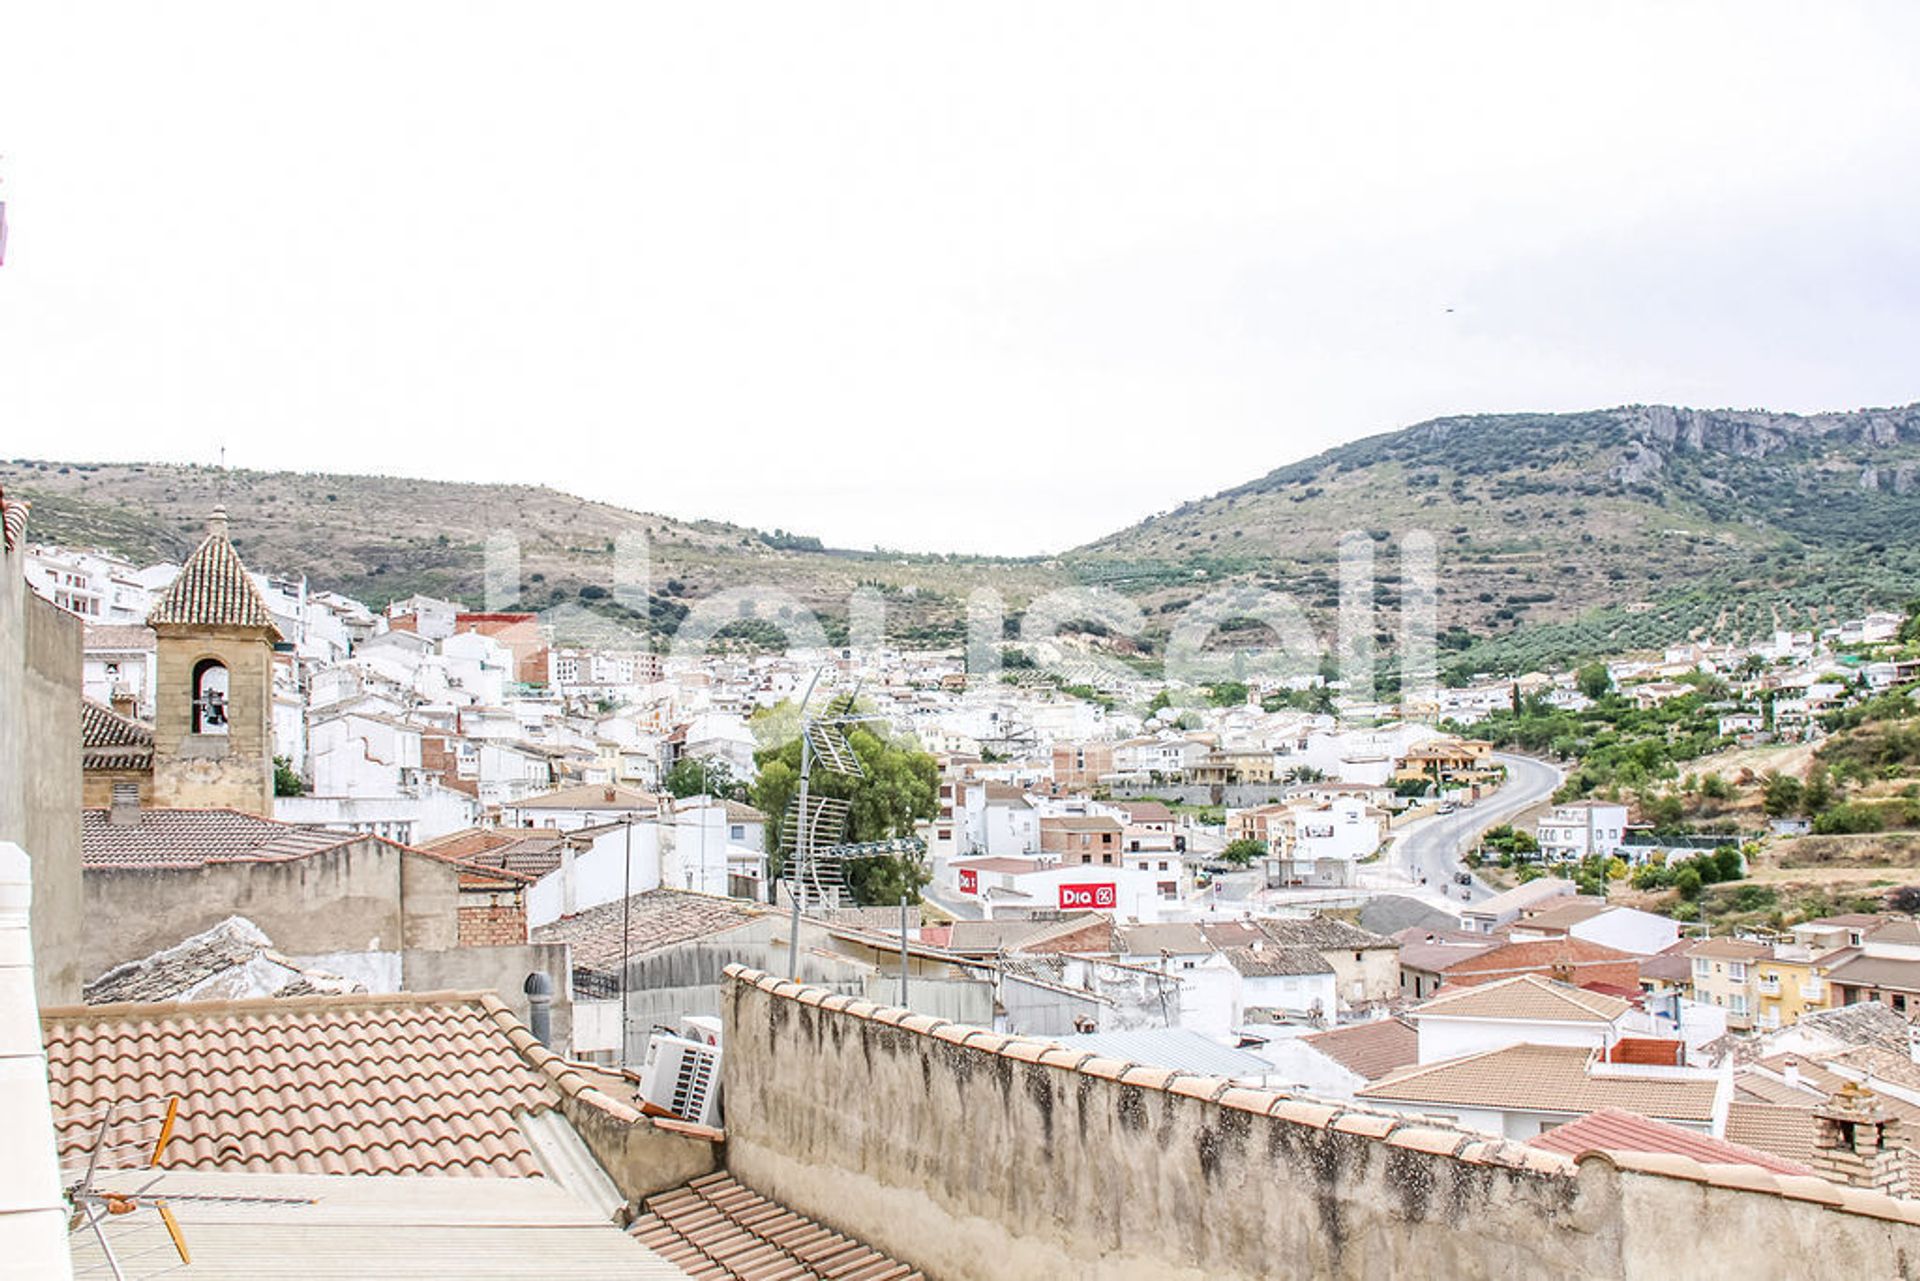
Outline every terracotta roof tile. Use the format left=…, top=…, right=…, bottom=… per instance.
left=81, top=807, right=362, bottom=868
left=1414, top=974, right=1632, bottom=1024
left=631, top=1172, right=922, bottom=1280
left=534, top=889, right=769, bottom=992
left=512, top=782, right=660, bottom=811
left=42, top=992, right=563, bottom=1179
left=147, top=521, right=282, bottom=635
left=1357, top=1043, right=1721, bottom=1122
left=1724, top=1100, right=1819, bottom=1166
left=1438, top=937, right=1637, bottom=984
left=1527, top=1107, right=1815, bottom=1175
left=1222, top=944, right=1333, bottom=978
left=80, top=698, right=155, bottom=770
left=82, top=622, right=157, bottom=651
left=1301, top=1017, right=1418, bottom=1080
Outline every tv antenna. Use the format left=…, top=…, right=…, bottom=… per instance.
left=782, top=670, right=925, bottom=976
left=63, top=1097, right=312, bottom=1278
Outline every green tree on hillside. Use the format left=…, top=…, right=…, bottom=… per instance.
left=1762, top=772, right=1804, bottom=818
left=1575, top=662, right=1612, bottom=701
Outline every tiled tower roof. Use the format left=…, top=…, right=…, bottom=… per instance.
left=146, top=508, right=282, bottom=636
left=80, top=698, right=154, bottom=770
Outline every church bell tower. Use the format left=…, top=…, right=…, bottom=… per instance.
left=147, top=508, right=283, bottom=815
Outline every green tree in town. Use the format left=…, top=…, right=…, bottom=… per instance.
left=1221, top=837, right=1267, bottom=867
left=663, top=756, right=744, bottom=800
left=749, top=714, right=939, bottom=905
left=273, top=755, right=305, bottom=798
left=1207, top=681, right=1250, bottom=708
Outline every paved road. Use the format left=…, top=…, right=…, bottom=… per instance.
left=1395, top=753, right=1564, bottom=904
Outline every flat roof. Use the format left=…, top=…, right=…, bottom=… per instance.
left=66, top=1169, right=688, bottom=1279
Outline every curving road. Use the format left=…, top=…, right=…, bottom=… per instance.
left=1394, top=753, right=1563, bottom=904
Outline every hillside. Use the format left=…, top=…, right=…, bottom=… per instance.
left=1072, top=403, right=1920, bottom=675
left=0, top=460, right=1065, bottom=647
left=12, top=400, right=1920, bottom=669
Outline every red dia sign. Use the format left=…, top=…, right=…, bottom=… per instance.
left=958, top=868, right=978, bottom=895
left=1058, top=882, right=1117, bottom=910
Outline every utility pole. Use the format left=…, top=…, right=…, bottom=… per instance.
left=898, top=893, right=910, bottom=1007
left=620, top=816, right=632, bottom=1067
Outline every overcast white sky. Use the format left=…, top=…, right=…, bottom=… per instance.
left=3, top=4, right=1918, bottom=555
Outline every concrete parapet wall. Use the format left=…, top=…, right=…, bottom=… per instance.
left=719, top=965, right=1920, bottom=1280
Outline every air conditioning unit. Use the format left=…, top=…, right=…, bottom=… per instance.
left=678, top=1015, right=722, bottom=1048
left=638, top=1033, right=723, bottom=1128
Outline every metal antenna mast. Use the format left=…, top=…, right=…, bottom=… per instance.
left=781, top=673, right=924, bottom=977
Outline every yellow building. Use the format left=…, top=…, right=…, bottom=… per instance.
left=1687, top=937, right=1831, bottom=1031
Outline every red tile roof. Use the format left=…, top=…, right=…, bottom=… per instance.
left=81, top=808, right=367, bottom=868
left=1528, top=1107, right=1815, bottom=1176
left=534, top=889, right=769, bottom=977
left=631, top=1172, right=922, bottom=1280
left=147, top=522, right=282, bottom=636
left=81, top=698, right=154, bottom=771
left=1438, top=937, right=1638, bottom=985
left=1301, top=1017, right=1418, bottom=1080
left=43, top=991, right=573, bottom=1178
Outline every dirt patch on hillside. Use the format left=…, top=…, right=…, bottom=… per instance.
left=1767, top=832, right=1920, bottom=870
left=1689, top=740, right=1823, bottom=785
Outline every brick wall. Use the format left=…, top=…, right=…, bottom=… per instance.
left=460, top=896, right=529, bottom=947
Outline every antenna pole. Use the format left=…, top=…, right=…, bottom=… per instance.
left=788, top=727, right=810, bottom=979
left=621, top=816, right=632, bottom=1067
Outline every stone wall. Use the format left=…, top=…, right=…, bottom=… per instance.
left=81, top=839, right=461, bottom=983
left=151, top=624, right=274, bottom=817
left=719, top=966, right=1920, bottom=1280
left=0, top=541, right=84, bottom=1004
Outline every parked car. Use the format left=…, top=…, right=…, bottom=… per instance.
left=1453, top=871, right=1473, bottom=886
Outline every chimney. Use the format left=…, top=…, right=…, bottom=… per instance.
left=108, top=781, right=141, bottom=827
left=207, top=506, right=229, bottom=539
left=1813, top=1082, right=1908, bottom=1197
left=522, top=971, right=554, bottom=1048
left=109, top=690, right=137, bottom=720
left=1783, top=1058, right=1801, bottom=1090
left=0, top=843, right=78, bottom=1279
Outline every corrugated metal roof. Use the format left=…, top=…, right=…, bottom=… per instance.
left=66, top=1169, right=688, bottom=1279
